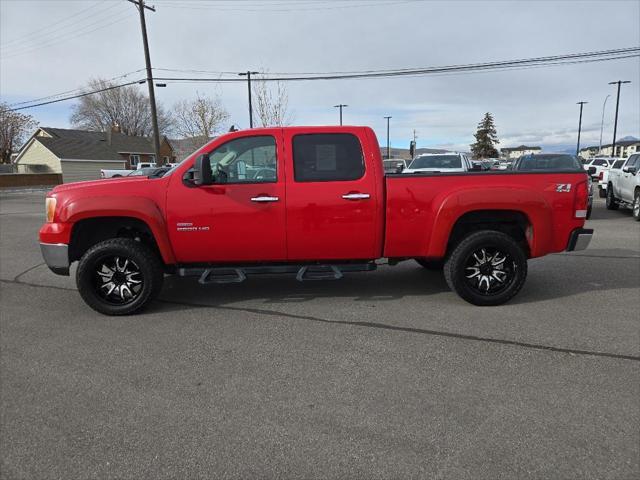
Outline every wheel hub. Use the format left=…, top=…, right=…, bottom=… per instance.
left=94, top=256, right=143, bottom=305
left=464, top=247, right=513, bottom=295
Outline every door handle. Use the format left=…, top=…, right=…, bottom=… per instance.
left=251, top=196, right=279, bottom=203
left=342, top=193, right=371, bottom=200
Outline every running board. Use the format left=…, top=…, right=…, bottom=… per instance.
left=296, top=265, right=342, bottom=281
left=178, top=262, right=376, bottom=285
left=198, top=268, right=246, bottom=285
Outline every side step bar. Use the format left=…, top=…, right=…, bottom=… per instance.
left=177, top=262, right=376, bottom=285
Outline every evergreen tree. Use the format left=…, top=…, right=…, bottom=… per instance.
left=470, top=112, right=500, bottom=158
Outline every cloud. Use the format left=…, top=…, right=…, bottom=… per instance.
left=1, top=0, right=638, bottom=152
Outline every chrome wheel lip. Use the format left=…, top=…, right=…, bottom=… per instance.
left=93, top=255, right=143, bottom=305
left=463, top=247, right=515, bottom=296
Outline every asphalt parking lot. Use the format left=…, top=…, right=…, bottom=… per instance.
left=1, top=190, right=639, bottom=480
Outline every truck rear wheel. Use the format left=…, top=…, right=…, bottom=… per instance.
left=606, top=184, right=619, bottom=210
left=444, top=230, right=527, bottom=306
left=633, top=190, right=640, bottom=221
left=76, top=238, right=164, bottom=315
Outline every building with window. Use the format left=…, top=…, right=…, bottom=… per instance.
left=500, top=145, right=542, bottom=160
left=586, top=139, right=640, bottom=159
left=14, top=126, right=175, bottom=182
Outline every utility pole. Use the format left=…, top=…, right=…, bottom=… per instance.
left=576, top=101, right=587, bottom=156
left=128, top=0, right=161, bottom=165
left=239, top=71, right=259, bottom=128
left=334, top=104, right=348, bottom=125
left=384, top=116, right=392, bottom=159
left=599, top=94, right=610, bottom=154
left=608, top=80, right=631, bottom=158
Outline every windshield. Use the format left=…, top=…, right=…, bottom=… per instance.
left=409, top=155, right=462, bottom=169
left=514, top=154, right=582, bottom=171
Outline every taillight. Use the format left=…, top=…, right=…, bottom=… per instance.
left=45, top=197, right=57, bottom=223
left=574, top=180, right=588, bottom=218
left=598, top=171, right=604, bottom=180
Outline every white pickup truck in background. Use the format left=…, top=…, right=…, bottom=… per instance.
left=598, top=158, right=625, bottom=198
left=100, top=162, right=157, bottom=179
left=606, top=153, right=640, bottom=221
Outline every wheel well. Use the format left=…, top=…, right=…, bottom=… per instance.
left=447, top=210, right=531, bottom=257
left=69, top=217, right=161, bottom=263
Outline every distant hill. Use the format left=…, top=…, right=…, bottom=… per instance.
left=618, top=136, right=639, bottom=142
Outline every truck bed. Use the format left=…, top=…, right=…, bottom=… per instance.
left=383, top=171, right=589, bottom=259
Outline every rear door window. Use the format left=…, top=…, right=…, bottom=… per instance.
left=292, top=134, right=365, bottom=182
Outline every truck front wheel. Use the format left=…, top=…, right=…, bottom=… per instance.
left=444, top=230, right=527, bottom=306
left=76, top=238, right=164, bottom=315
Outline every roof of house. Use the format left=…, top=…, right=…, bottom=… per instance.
left=169, top=136, right=215, bottom=161
left=25, top=127, right=168, bottom=161
left=501, top=145, right=541, bottom=152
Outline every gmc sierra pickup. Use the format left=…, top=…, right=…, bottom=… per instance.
left=39, top=126, right=593, bottom=315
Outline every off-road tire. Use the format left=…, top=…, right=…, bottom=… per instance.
left=444, top=230, right=528, bottom=306
left=76, top=238, right=164, bottom=315
left=606, top=184, right=619, bottom=210
left=633, top=190, right=640, bottom=221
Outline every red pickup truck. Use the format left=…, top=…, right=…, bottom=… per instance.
left=39, top=126, right=593, bottom=315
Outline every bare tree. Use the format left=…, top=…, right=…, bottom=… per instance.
left=252, top=77, right=293, bottom=127
left=172, top=92, right=229, bottom=139
left=0, top=102, right=37, bottom=163
left=70, top=78, right=173, bottom=136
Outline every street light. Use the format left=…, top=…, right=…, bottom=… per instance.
left=608, top=80, right=631, bottom=158
left=334, top=104, right=348, bottom=125
left=598, top=94, right=610, bottom=155
left=576, top=101, right=588, bottom=156
left=384, top=116, right=392, bottom=159
left=239, top=71, right=260, bottom=128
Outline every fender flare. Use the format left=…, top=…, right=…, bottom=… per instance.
left=426, top=186, right=553, bottom=258
left=60, top=196, right=176, bottom=264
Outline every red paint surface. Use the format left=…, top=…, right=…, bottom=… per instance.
left=39, top=126, right=589, bottom=265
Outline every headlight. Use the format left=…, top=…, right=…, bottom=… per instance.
left=45, top=197, right=56, bottom=223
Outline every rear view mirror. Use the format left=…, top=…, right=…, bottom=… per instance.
left=623, top=166, right=637, bottom=175
left=471, top=163, right=483, bottom=172
left=395, top=162, right=405, bottom=173
left=587, top=167, right=596, bottom=175
left=193, top=154, right=212, bottom=186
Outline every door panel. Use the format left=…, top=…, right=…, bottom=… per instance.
left=165, top=131, right=286, bottom=263
left=283, top=130, right=379, bottom=261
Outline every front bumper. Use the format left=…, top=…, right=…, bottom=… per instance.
left=40, top=242, right=70, bottom=275
left=566, top=228, right=593, bottom=252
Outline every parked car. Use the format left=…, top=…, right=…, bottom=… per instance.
left=127, top=167, right=171, bottom=178
left=39, top=126, right=593, bottom=315
left=383, top=159, right=409, bottom=174
left=512, top=154, right=593, bottom=218
left=403, top=153, right=475, bottom=173
left=101, top=162, right=157, bottom=179
left=606, top=153, right=640, bottom=220
left=598, top=159, right=626, bottom=197
left=583, top=157, right=613, bottom=180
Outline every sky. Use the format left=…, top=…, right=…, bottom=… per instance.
left=1, top=0, right=639, bottom=153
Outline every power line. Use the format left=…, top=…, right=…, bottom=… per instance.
left=7, top=69, right=147, bottom=107
left=153, top=47, right=640, bottom=78
left=5, top=47, right=638, bottom=112
left=155, top=0, right=419, bottom=12
left=0, top=1, right=111, bottom=48
left=1, top=10, right=132, bottom=60
left=152, top=47, right=640, bottom=83
left=3, top=79, right=145, bottom=112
